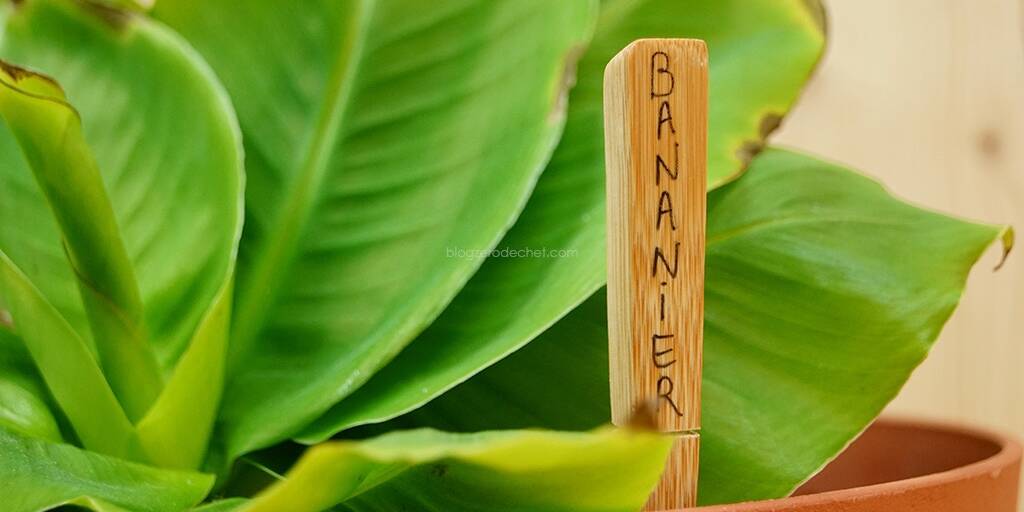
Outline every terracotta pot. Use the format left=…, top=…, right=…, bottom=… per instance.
left=690, top=418, right=1021, bottom=512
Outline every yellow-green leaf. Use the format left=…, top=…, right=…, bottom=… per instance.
left=242, top=428, right=670, bottom=512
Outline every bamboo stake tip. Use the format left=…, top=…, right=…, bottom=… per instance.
left=613, top=38, right=708, bottom=64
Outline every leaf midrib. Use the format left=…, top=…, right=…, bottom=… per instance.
left=231, top=0, right=377, bottom=353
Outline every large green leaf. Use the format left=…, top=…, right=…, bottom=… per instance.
left=238, top=428, right=670, bottom=512
left=393, top=148, right=1011, bottom=504
left=154, top=0, right=598, bottom=457
left=0, top=426, right=213, bottom=512
left=0, top=0, right=244, bottom=469
left=301, top=0, right=825, bottom=442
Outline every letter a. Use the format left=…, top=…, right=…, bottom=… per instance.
left=656, top=190, right=677, bottom=231
left=657, top=101, right=676, bottom=139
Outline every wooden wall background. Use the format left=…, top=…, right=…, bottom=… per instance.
left=774, top=0, right=1024, bottom=491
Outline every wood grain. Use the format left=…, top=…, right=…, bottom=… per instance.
left=604, top=38, right=706, bottom=432
left=604, top=39, right=707, bottom=510
left=644, top=434, right=700, bottom=511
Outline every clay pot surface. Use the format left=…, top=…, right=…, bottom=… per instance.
left=690, top=417, right=1021, bottom=512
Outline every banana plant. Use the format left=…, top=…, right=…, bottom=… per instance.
left=0, top=0, right=1009, bottom=511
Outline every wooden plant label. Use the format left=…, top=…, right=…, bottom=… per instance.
left=604, top=39, right=707, bottom=509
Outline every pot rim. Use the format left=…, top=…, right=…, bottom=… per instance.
left=693, top=416, right=1022, bottom=511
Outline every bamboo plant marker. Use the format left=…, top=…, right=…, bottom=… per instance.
left=604, top=39, right=707, bottom=510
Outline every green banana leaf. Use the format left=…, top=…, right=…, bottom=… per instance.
left=395, top=148, right=1011, bottom=505
left=235, top=428, right=670, bottom=512
left=0, top=371, right=59, bottom=443
left=0, top=328, right=61, bottom=443
left=153, top=0, right=598, bottom=458
left=0, top=0, right=244, bottom=469
left=0, top=426, right=212, bottom=512
left=300, top=0, right=826, bottom=442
